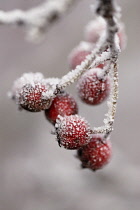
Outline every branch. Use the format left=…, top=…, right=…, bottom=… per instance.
left=0, top=0, right=79, bottom=41
left=54, top=0, right=120, bottom=138
left=91, top=0, right=120, bottom=137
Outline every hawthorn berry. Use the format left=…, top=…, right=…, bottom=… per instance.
left=85, top=17, right=126, bottom=50
left=77, top=68, right=110, bottom=105
left=68, top=42, right=93, bottom=69
left=11, top=72, right=53, bottom=112
left=45, top=92, right=78, bottom=124
left=68, top=41, right=105, bottom=69
left=77, top=135, right=112, bottom=171
left=55, top=115, right=91, bottom=150
left=85, top=17, right=106, bottom=43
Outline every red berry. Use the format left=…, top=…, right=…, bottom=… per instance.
left=45, top=92, right=78, bottom=124
left=77, top=135, right=112, bottom=171
left=77, top=68, right=110, bottom=105
left=85, top=17, right=106, bottom=43
left=12, top=73, right=53, bottom=112
left=85, top=18, right=126, bottom=50
left=97, top=63, right=105, bottom=69
left=55, top=115, right=91, bottom=150
left=68, top=42, right=93, bottom=69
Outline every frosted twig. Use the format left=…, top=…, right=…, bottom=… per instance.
left=54, top=0, right=121, bottom=94
left=0, top=0, right=78, bottom=41
left=90, top=0, right=120, bottom=137
left=54, top=31, right=110, bottom=95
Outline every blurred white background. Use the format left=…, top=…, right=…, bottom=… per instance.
left=0, top=0, right=140, bottom=210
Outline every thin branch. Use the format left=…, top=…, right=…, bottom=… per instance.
left=91, top=0, right=120, bottom=137
left=0, top=0, right=79, bottom=41
left=54, top=32, right=109, bottom=95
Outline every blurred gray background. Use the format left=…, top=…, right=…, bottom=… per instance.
left=0, top=0, right=140, bottom=210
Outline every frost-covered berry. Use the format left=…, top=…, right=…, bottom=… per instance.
left=68, top=41, right=93, bottom=69
left=55, top=115, right=91, bottom=150
left=85, top=17, right=126, bottom=50
left=11, top=72, right=53, bottom=112
left=77, top=68, right=110, bottom=105
left=45, top=92, right=78, bottom=124
left=85, top=17, right=106, bottom=43
left=77, top=135, right=112, bottom=171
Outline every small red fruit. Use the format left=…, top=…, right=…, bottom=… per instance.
left=11, top=73, right=52, bottom=112
left=68, top=42, right=93, bottom=69
left=77, top=135, right=112, bottom=171
left=85, top=17, right=106, bottom=43
left=77, top=68, right=110, bottom=105
left=19, top=84, right=50, bottom=112
left=85, top=18, right=126, bottom=50
left=55, top=115, right=91, bottom=150
left=45, top=92, right=78, bottom=124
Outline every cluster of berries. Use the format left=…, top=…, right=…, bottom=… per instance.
left=10, top=17, right=126, bottom=171
left=10, top=69, right=111, bottom=171
left=68, top=17, right=126, bottom=71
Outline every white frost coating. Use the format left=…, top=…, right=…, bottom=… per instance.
left=72, top=41, right=94, bottom=52
left=43, top=77, right=60, bottom=99
left=58, top=34, right=108, bottom=91
left=11, top=72, right=44, bottom=98
left=55, top=115, right=91, bottom=149
left=10, top=73, right=61, bottom=111
left=0, top=0, right=78, bottom=41
left=90, top=50, right=111, bottom=69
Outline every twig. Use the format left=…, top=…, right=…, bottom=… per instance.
left=0, top=0, right=79, bottom=41
left=91, top=0, right=120, bottom=137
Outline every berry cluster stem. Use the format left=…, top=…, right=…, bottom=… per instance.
left=90, top=0, right=120, bottom=137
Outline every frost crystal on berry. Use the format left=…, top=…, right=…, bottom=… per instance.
left=77, top=134, right=112, bottom=171
left=11, top=72, right=55, bottom=112
left=55, top=115, right=91, bottom=150
left=77, top=68, right=110, bottom=105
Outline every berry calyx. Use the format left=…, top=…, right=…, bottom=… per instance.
left=55, top=115, right=91, bottom=150
left=77, top=68, right=110, bottom=105
left=11, top=72, right=53, bottom=112
left=45, top=92, right=78, bottom=124
left=77, top=135, right=112, bottom=171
